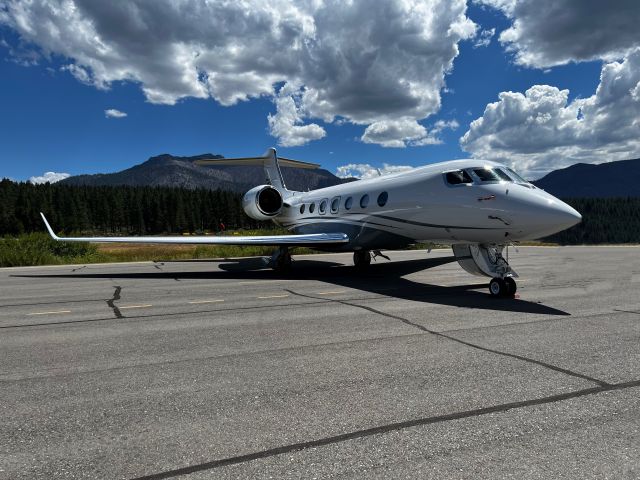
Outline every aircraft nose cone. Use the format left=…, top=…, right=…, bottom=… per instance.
left=553, top=202, right=582, bottom=229
left=533, top=199, right=582, bottom=237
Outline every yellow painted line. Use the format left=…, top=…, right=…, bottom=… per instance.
left=257, top=294, right=290, bottom=299
left=119, top=304, right=153, bottom=310
left=27, top=310, right=71, bottom=316
left=316, top=290, right=347, bottom=295
left=188, top=299, right=225, bottom=304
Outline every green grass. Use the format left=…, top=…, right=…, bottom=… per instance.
left=0, top=231, right=320, bottom=267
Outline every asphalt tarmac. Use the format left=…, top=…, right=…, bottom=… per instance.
left=1, top=247, right=639, bottom=479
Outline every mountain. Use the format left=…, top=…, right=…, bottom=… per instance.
left=533, top=158, right=640, bottom=197
left=60, top=153, right=350, bottom=192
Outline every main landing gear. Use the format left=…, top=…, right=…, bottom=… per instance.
left=353, top=249, right=371, bottom=268
left=489, top=276, right=517, bottom=298
left=270, top=246, right=292, bottom=273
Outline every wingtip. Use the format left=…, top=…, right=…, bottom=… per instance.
left=40, top=212, right=59, bottom=240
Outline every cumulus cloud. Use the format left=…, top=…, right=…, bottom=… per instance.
left=105, top=108, right=127, bottom=118
left=0, top=0, right=476, bottom=147
left=361, top=118, right=459, bottom=148
left=460, top=49, right=640, bottom=178
left=336, top=163, right=414, bottom=180
left=478, top=0, right=640, bottom=67
left=28, top=171, right=70, bottom=184
left=267, top=83, right=326, bottom=147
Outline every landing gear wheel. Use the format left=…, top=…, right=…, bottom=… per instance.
left=353, top=250, right=371, bottom=268
left=504, top=277, right=517, bottom=297
left=489, top=277, right=506, bottom=297
left=272, top=247, right=292, bottom=273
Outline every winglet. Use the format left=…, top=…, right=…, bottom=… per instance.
left=40, top=212, right=60, bottom=241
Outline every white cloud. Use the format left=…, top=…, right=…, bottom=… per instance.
left=28, top=171, right=70, bottom=184
left=478, top=0, right=640, bottom=67
left=0, top=0, right=476, bottom=147
left=61, top=63, right=94, bottom=86
left=267, top=83, right=326, bottom=147
left=460, top=49, right=640, bottom=178
left=336, top=163, right=414, bottom=180
left=361, top=118, right=459, bottom=148
left=105, top=108, right=127, bottom=118
left=473, top=28, right=495, bottom=49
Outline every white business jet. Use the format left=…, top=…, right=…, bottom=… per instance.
left=40, top=148, right=581, bottom=297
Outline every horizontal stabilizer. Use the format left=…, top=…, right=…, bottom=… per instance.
left=195, top=157, right=320, bottom=169
left=40, top=213, right=348, bottom=247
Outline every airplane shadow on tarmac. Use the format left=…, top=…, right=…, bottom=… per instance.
left=12, top=255, right=569, bottom=316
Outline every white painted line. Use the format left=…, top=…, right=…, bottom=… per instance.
left=119, top=304, right=152, bottom=310
left=27, top=310, right=71, bottom=316
left=317, top=290, right=346, bottom=295
left=188, top=299, right=225, bottom=304
left=238, top=280, right=294, bottom=286
left=257, top=294, right=290, bottom=299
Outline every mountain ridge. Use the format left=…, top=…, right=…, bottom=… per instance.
left=533, top=158, right=640, bottom=197
left=61, top=153, right=350, bottom=192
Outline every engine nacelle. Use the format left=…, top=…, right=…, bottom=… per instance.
left=242, top=185, right=283, bottom=220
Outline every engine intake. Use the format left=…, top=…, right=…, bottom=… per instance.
left=242, top=185, right=283, bottom=220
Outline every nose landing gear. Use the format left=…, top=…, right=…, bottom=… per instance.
left=452, top=244, right=519, bottom=298
left=489, top=276, right=517, bottom=297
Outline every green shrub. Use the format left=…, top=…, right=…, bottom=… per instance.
left=0, top=233, right=101, bottom=267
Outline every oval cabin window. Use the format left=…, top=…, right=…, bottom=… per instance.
left=344, top=197, right=353, bottom=210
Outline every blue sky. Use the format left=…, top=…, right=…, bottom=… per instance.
left=0, top=1, right=638, bottom=182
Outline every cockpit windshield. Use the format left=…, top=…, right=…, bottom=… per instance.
left=444, top=166, right=532, bottom=186
left=505, top=167, right=529, bottom=184
left=493, top=168, right=513, bottom=181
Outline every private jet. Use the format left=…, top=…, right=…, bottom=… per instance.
left=40, top=148, right=581, bottom=297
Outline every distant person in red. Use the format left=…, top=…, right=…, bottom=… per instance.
left=218, top=220, right=225, bottom=233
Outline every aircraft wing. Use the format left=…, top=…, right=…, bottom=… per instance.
left=40, top=213, right=349, bottom=247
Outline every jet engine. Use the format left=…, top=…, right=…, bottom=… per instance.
left=242, top=185, right=283, bottom=220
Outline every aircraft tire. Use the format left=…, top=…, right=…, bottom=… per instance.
left=489, top=277, right=506, bottom=297
left=274, top=251, right=292, bottom=273
left=353, top=250, right=371, bottom=268
left=504, top=277, right=517, bottom=297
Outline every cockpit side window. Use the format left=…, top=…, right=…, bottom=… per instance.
left=445, top=170, right=473, bottom=185
left=472, top=167, right=502, bottom=182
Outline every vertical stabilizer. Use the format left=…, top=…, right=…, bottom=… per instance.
left=261, top=148, right=287, bottom=191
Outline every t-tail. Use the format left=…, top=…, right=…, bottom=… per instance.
left=194, top=148, right=319, bottom=193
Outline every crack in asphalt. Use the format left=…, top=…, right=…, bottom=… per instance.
left=106, top=286, right=123, bottom=319
left=131, top=378, right=640, bottom=480
left=614, top=308, right=640, bottom=316
left=285, top=289, right=610, bottom=387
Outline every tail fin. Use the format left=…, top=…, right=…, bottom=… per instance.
left=195, top=148, right=319, bottom=191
